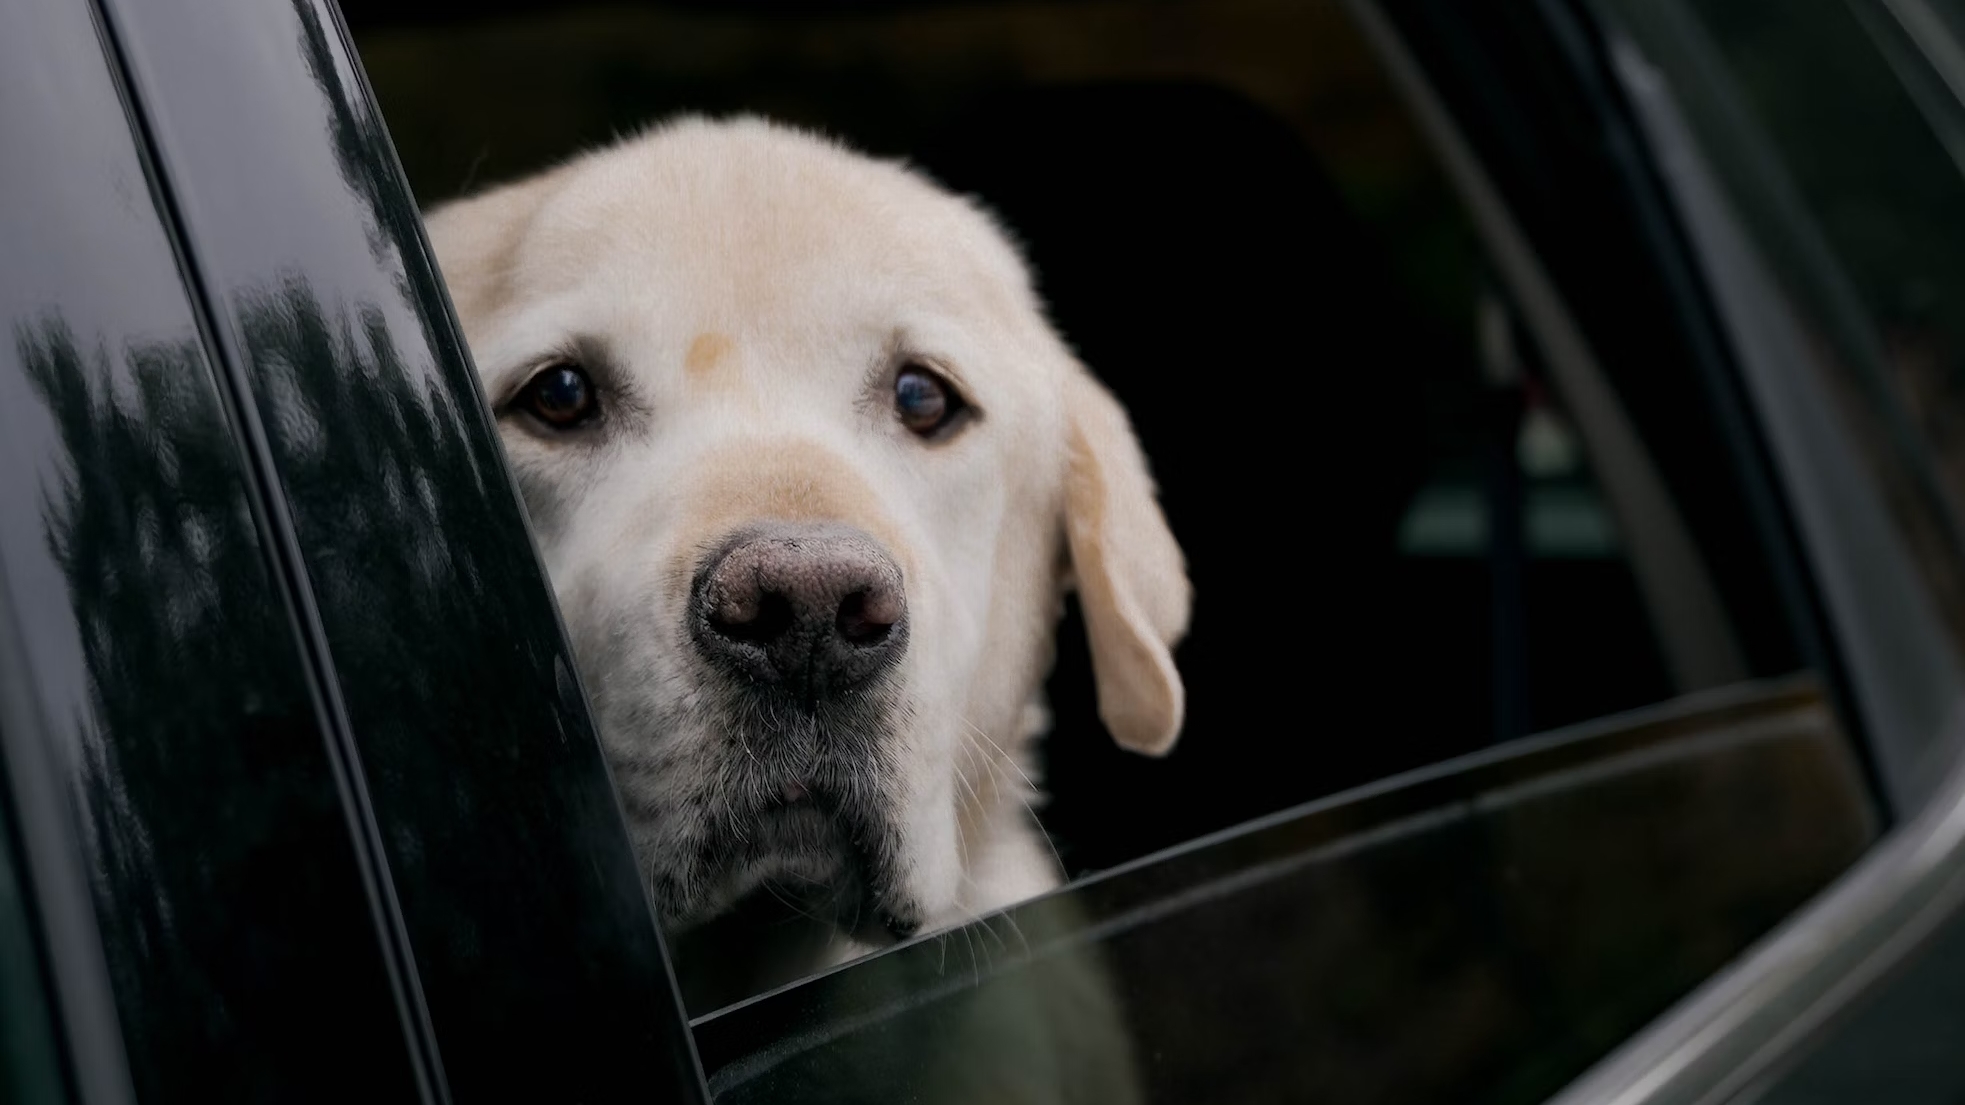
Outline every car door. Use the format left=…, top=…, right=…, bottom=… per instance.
left=9, top=1, right=1963, bottom=1103
left=0, top=2, right=704, bottom=1102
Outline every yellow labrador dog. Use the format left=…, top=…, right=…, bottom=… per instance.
left=425, top=116, right=1189, bottom=1004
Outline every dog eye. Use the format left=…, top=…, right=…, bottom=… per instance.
left=894, top=365, right=962, bottom=436
left=515, top=363, right=598, bottom=429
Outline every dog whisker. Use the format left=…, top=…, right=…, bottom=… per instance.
left=995, top=909, right=1033, bottom=960
left=961, top=714, right=1069, bottom=878
left=978, top=912, right=1011, bottom=956
left=762, top=881, right=832, bottom=929
left=959, top=921, right=981, bottom=989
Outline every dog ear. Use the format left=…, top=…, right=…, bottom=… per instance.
left=1062, top=368, right=1192, bottom=757
left=422, top=168, right=567, bottom=334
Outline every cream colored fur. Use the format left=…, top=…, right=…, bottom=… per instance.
left=424, top=116, right=1190, bottom=973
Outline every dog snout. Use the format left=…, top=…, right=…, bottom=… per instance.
left=690, top=525, right=908, bottom=703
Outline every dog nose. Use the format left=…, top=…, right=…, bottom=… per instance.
left=690, top=525, right=909, bottom=703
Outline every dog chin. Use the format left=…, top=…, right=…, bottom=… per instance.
left=698, top=805, right=851, bottom=916
left=668, top=786, right=921, bottom=942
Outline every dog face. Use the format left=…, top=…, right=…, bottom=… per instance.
left=426, top=118, right=1189, bottom=948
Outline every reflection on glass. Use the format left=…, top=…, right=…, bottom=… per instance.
left=11, top=312, right=420, bottom=1100
left=697, top=679, right=1872, bottom=1105
left=1597, top=0, right=1965, bottom=648
left=86, top=0, right=698, bottom=1095
left=1, top=0, right=423, bottom=1094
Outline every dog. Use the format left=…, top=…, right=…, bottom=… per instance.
left=425, top=116, right=1191, bottom=1010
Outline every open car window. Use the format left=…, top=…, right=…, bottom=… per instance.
left=341, top=1, right=1912, bottom=1101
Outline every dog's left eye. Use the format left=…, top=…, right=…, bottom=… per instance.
left=894, top=365, right=963, bottom=436
left=514, top=363, right=599, bottom=429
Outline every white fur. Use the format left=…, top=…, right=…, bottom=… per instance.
left=425, top=117, right=1190, bottom=988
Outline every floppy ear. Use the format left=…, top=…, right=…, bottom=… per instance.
left=1062, top=368, right=1192, bottom=757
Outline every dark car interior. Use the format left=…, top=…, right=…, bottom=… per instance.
left=321, top=10, right=1886, bottom=1098
left=342, top=0, right=1761, bottom=879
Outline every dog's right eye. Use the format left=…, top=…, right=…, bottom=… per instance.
left=514, top=363, right=599, bottom=429
left=894, top=365, right=965, bottom=437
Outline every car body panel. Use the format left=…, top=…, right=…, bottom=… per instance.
left=1, top=1, right=706, bottom=1101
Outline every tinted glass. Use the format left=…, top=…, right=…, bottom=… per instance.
left=1590, top=0, right=1965, bottom=811
left=1563, top=0, right=1965, bottom=1097
left=1663, top=0, right=1965, bottom=566
left=693, top=678, right=1870, bottom=1105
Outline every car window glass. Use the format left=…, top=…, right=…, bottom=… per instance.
left=1586, top=0, right=1965, bottom=816
left=1748, top=877, right=1965, bottom=1104
left=1595, top=0, right=1965, bottom=652
left=347, top=1, right=1881, bottom=1100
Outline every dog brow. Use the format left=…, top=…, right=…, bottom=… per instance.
left=684, top=332, right=735, bottom=380
left=870, top=327, right=973, bottom=397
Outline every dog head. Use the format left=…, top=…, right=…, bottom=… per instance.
left=426, top=117, right=1189, bottom=946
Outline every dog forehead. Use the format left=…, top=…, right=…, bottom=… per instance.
left=517, top=120, right=1033, bottom=317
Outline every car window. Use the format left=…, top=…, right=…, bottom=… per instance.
left=346, top=0, right=1886, bottom=1100
left=1587, top=0, right=1965, bottom=814
left=691, top=676, right=1871, bottom=1105
left=1526, top=1, right=1965, bottom=1099
left=1596, top=0, right=1965, bottom=601
left=352, top=0, right=1815, bottom=860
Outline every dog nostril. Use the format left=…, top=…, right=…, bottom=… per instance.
left=691, top=525, right=909, bottom=701
left=712, top=591, right=796, bottom=645
left=836, top=589, right=900, bottom=645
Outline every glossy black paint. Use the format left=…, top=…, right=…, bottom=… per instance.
left=94, top=0, right=707, bottom=1100
left=0, top=0, right=419, bottom=1100
left=0, top=778, right=69, bottom=1105
left=1, top=0, right=707, bottom=1101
